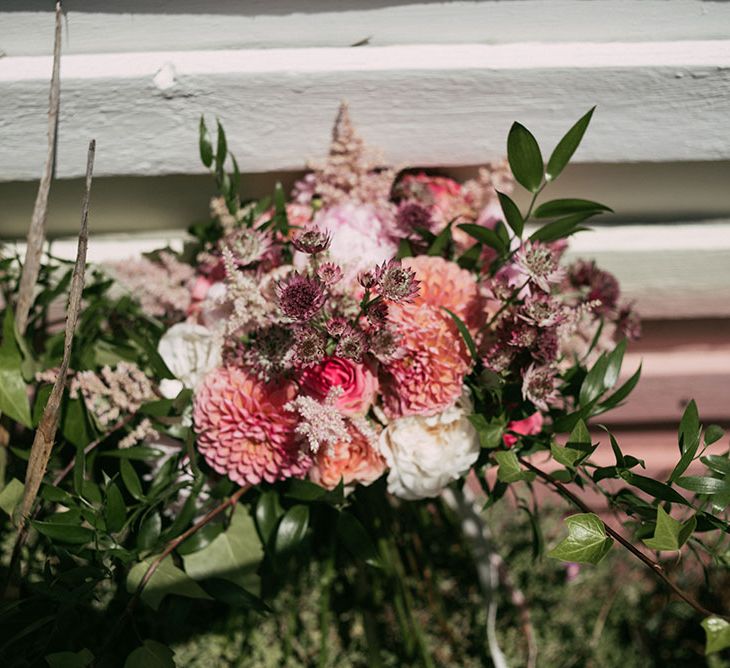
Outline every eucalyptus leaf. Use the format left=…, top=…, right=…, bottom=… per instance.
left=547, top=513, right=613, bottom=564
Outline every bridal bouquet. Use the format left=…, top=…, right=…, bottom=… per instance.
left=1, top=105, right=728, bottom=666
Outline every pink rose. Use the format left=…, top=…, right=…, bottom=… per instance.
left=503, top=412, right=544, bottom=447
left=298, top=356, right=379, bottom=417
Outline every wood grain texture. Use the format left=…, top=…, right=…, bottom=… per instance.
left=1, top=42, right=730, bottom=180
left=3, top=1, right=730, bottom=56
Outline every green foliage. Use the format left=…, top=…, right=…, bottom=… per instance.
left=0, top=308, right=32, bottom=427
left=545, top=107, right=595, bottom=181
left=507, top=122, right=544, bottom=192
left=703, top=617, right=730, bottom=655
left=496, top=191, right=524, bottom=237
left=126, top=557, right=211, bottom=611
left=125, top=640, right=176, bottom=668
left=642, top=507, right=696, bottom=552
left=494, top=451, right=535, bottom=483
left=548, top=513, right=613, bottom=564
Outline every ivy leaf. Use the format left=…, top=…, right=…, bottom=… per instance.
left=702, top=616, right=730, bottom=655
left=496, top=191, right=524, bottom=237
left=545, top=107, right=595, bottom=181
left=274, top=504, right=310, bottom=555
left=494, top=451, right=535, bottom=483
left=198, top=578, right=270, bottom=613
left=534, top=198, right=611, bottom=219
left=551, top=441, right=583, bottom=469
left=137, top=511, right=162, bottom=551
left=507, top=122, right=543, bottom=193
left=642, top=507, right=696, bottom=551
left=468, top=414, right=505, bottom=449
left=126, top=556, right=211, bottom=611
left=0, top=308, right=32, bottom=428
left=547, top=513, right=613, bottom=564
left=183, top=505, right=264, bottom=594
left=124, top=640, right=175, bottom=668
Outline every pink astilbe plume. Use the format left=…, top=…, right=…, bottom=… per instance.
left=194, top=367, right=309, bottom=485
left=381, top=303, right=471, bottom=418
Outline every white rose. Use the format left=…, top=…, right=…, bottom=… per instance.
left=378, top=392, right=479, bottom=500
left=157, top=323, right=221, bottom=399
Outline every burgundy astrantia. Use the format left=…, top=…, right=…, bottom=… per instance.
left=291, top=227, right=332, bottom=254
left=276, top=273, right=327, bottom=321
left=374, top=259, right=420, bottom=303
left=317, top=261, right=343, bottom=287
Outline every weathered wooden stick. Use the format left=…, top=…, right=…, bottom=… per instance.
left=15, top=0, right=63, bottom=335
left=16, top=140, right=94, bottom=527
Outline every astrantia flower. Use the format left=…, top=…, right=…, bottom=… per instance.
left=396, top=201, right=433, bottom=235
left=317, top=262, right=343, bottom=287
left=368, top=327, right=404, bottom=364
left=568, top=260, right=620, bottom=313
left=519, top=294, right=565, bottom=328
left=374, top=259, right=419, bottom=303
left=403, top=255, right=485, bottom=332
left=381, top=303, right=471, bottom=418
left=292, top=327, right=327, bottom=368
left=276, top=273, right=326, bottom=321
left=514, top=242, right=565, bottom=292
left=240, top=325, right=293, bottom=380
left=298, top=356, right=378, bottom=417
left=357, top=269, right=377, bottom=290
left=292, top=227, right=331, bottom=254
left=157, top=322, right=222, bottom=399
left=193, top=368, right=308, bottom=485
left=379, top=392, right=479, bottom=500
left=335, top=326, right=367, bottom=362
left=325, top=317, right=349, bottom=337
left=309, top=423, right=385, bottom=491
left=225, top=227, right=272, bottom=267
left=365, top=298, right=389, bottom=326
left=522, top=363, right=561, bottom=411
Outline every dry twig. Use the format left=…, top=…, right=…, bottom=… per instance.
left=15, top=1, right=63, bottom=335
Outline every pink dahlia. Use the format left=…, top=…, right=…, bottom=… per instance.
left=309, top=424, right=386, bottom=490
left=381, top=303, right=471, bottom=419
left=193, top=367, right=309, bottom=485
left=403, top=256, right=486, bottom=332
left=298, top=356, right=379, bottom=417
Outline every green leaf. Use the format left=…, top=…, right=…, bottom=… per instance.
left=702, top=616, right=730, bottom=655
left=596, top=364, right=641, bottom=413
left=621, top=472, right=689, bottom=505
left=255, top=490, right=283, bottom=546
left=579, top=353, right=609, bottom=406
left=457, top=243, right=481, bottom=271
left=0, top=308, right=32, bottom=428
left=215, top=119, right=227, bottom=173
left=32, top=520, right=94, bottom=544
left=566, top=419, right=592, bottom=449
left=120, top=460, right=144, bottom=500
left=198, top=578, right=270, bottom=613
left=0, top=478, right=24, bottom=517
left=534, top=198, right=611, bottom=219
left=274, top=504, right=309, bottom=555
left=507, top=122, right=544, bottom=192
left=468, top=414, right=505, bottom=449
left=183, top=505, right=263, bottom=593
left=124, top=640, right=175, bottom=668
left=676, top=476, right=730, bottom=496
left=550, top=441, right=582, bottom=469
left=545, top=107, right=595, bottom=181
left=494, top=451, right=535, bottom=483
left=45, top=648, right=94, bottom=668
left=701, top=455, right=730, bottom=477
left=337, top=511, right=380, bottom=567
left=427, top=222, right=452, bottom=256
left=101, top=446, right=165, bottom=460
left=529, top=213, right=592, bottom=243
left=199, top=117, right=213, bottom=168
left=678, top=399, right=700, bottom=454
left=273, top=182, right=290, bottom=235
left=457, top=224, right=506, bottom=253
left=547, top=513, right=613, bottom=564
left=285, top=479, right=328, bottom=502
left=442, top=308, right=478, bottom=361
left=603, top=339, right=626, bottom=390
left=105, top=482, right=126, bottom=533
left=397, top=238, right=414, bottom=259
left=642, top=507, right=696, bottom=551
left=496, top=191, right=524, bottom=237
left=127, top=556, right=211, bottom=611
left=704, top=425, right=725, bottom=446
left=137, top=511, right=162, bottom=551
